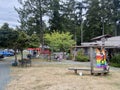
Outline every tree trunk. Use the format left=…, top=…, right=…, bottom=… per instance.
left=12, top=49, right=18, bottom=66
left=14, top=49, right=17, bottom=62
left=62, top=48, right=65, bottom=59
left=63, top=51, right=64, bottom=59
left=20, top=50, right=23, bottom=60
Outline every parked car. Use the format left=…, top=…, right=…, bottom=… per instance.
left=0, top=54, right=4, bottom=59
left=0, top=50, right=14, bottom=56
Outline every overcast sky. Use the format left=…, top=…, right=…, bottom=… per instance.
left=0, top=0, right=20, bottom=28
left=0, top=0, right=83, bottom=28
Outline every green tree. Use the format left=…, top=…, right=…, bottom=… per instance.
left=17, top=31, right=30, bottom=60
left=0, top=23, right=19, bottom=63
left=59, top=0, right=85, bottom=44
left=29, top=33, right=40, bottom=48
left=0, top=23, right=40, bottom=64
left=16, top=0, right=50, bottom=45
left=112, top=0, right=120, bottom=36
left=60, top=0, right=76, bottom=33
left=0, top=23, right=12, bottom=31
left=0, top=23, right=18, bottom=48
left=17, top=31, right=40, bottom=60
left=44, top=31, right=76, bottom=57
left=49, top=0, right=76, bottom=32
left=49, top=0, right=62, bottom=32
left=84, top=0, right=102, bottom=42
left=16, top=0, right=86, bottom=45
left=83, top=0, right=114, bottom=42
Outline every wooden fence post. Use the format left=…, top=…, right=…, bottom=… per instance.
left=90, top=47, right=94, bottom=75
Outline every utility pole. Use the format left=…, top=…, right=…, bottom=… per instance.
left=38, top=0, right=44, bottom=50
left=101, top=0, right=105, bottom=35
left=74, top=9, right=77, bottom=45
left=78, top=1, right=84, bottom=44
left=80, top=19, right=83, bottom=43
left=102, top=17, right=105, bottom=35
left=73, top=0, right=86, bottom=44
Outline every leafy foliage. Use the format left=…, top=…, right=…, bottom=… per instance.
left=16, top=0, right=120, bottom=44
left=110, top=54, right=120, bottom=67
left=75, top=50, right=89, bottom=62
left=0, top=23, right=40, bottom=50
left=0, top=23, right=12, bottom=31
left=29, top=33, right=40, bottom=48
left=44, top=31, right=76, bottom=52
left=0, top=23, right=19, bottom=48
left=49, top=0, right=61, bottom=31
left=17, top=31, right=30, bottom=50
left=16, top=0, right=51, bottom=46
left=111, top=54, right=120, bottom=63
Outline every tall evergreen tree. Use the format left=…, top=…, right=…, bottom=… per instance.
left=16, top=0, right=50, bottom=45
left=83, top=0, right=101, bottom=41
left=0, top=23, right=12, bottom=31
left=83, top=0, right=115, bottom=42
left=49, top=0, right=62, bottom=32
left=112, top=0, right=120, bottom=36
left=48, top=0, right=86, bottom=44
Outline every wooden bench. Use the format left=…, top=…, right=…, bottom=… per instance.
left=92, top=70, right=109, bottom=75
left=92, top=67, right=110, bottom=75
left=19, top=58, right=31, bottom=67
left=68, top=67, right=109, bottom=75
left=68, top=68, right=91, bottom=74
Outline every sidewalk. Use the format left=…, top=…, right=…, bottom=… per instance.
left=0, top=60, right=11, bottom=90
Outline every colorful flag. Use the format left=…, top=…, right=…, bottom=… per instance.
left=96, top=48, right=107, bottom=68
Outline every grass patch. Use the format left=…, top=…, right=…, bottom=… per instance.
left=7, top=56, right=120, bottom=90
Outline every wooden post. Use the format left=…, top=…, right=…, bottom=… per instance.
left=90, top=47, right=94, bottom=75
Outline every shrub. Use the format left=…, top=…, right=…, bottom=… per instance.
left=75, top=55, right=89, bottom=62
left=75, top=50, right=89, bottom=62
left=110, top=63, right=120, bottom=67
left=110, top=54, right=120, bottom=67
left=67, top=53, right=73, bottom=60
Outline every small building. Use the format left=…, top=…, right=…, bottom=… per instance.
left=81, top=35, right=120, bottom=59
left=71, top=35, right=120, bottom=60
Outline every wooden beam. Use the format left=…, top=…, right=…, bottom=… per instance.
left=90, top=47, right=94, bottom=75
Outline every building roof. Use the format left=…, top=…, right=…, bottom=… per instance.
left=82, top=36, right=120, bottom=48
left=91, top=34, right=112, bottom=41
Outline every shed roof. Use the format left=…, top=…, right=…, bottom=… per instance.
left=91, top=34, right=112, bottom=41
left=82, top=36, right=120, bottom=48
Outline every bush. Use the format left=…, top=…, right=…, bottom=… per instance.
left=75, top=50, right=89, bottom=62
left=110, top=54, right=120, bottom=67
left=111, top=54, right=120, bottom=63
left=67, top=53, right=73, bottom=60
left=110, top=63, right=120, bottom=67
left=76, top=55, right=89, bottom=62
